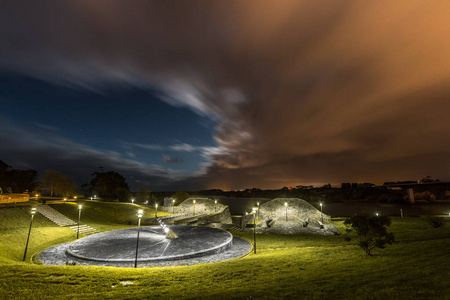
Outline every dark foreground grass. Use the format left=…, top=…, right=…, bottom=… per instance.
left=0, top=205, right=449, bottom=299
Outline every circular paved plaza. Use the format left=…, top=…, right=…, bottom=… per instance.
left=39, top=225, right=252, bottom=267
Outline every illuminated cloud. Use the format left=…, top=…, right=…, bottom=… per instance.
left=1, top=1, right=450, bottom=189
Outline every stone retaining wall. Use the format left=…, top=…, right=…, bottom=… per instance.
left=0, top=193, right=29, bottom=204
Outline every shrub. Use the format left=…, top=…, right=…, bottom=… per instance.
left=426, top=217, right=445, bottom=228
left=344, top=214, right=395, bottom=255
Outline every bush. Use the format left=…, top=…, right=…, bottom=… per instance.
left=426, top=217, right=445, bottom=228
left=344, top=214, right=395, bottom=255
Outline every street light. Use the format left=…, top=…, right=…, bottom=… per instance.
left=23, top=207, right=36, bottom=261
left=320, top=202, right=323, bottom=223
left=376, top=212, right=379, bottom=217
left=257, top=202, right=260, bottom=218
left=214, top=200, right=218, bottom=212
left=155, top=203, right=158, bottom=218
left=172, top=199, right=175, bottom=213
left=134, top=209, right=143, bottom=268
left=252, top=207, right=257, bottom=254
left=284, top=202, right=288, bottom=221
left=193, top=200, right=196, bottom=216
left=77, top=205, right=82, bottom=239
left=131, top=199, right=135, bottom=204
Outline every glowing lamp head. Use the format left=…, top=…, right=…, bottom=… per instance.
left=320, top=203, right=323, bottom=207
left=193, top=200, right=196, bottom=204
left=215, top=200, right=217, bottom=204
left=138, top=209, right=143, bottom=215
left=64, top=198, right=67, bottom=201
left=35, top=194, right=38, bottom=197
left=164, top=227, right=169, bottom=233
left=155, top=203, right=158, bottom=208
left=257, top=202, right=260, bottom=206
left=246, top=212, right=248, bottom=215
left=78, top=205, right=82, bottom=210
left=376, top=213, right=379, bottom=216
left=74, top=196, right=77, bottom=199
left=252, top=207, right=257, bottom=214
left=284, top=202, right=288, bottom=207
left=173, top=199, right=175, bottom=203
left=31, top=207, right=36, bottom=215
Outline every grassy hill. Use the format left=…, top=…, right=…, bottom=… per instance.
left=0, top=202, right=448, bottom=299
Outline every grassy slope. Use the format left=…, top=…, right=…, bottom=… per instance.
left=0, top=205, right=448, bottom=299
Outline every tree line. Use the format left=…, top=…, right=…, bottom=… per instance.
left=0, top=160, right=180, bottom=203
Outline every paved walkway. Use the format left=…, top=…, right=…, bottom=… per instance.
left=39, top=225, right=252, bottom=268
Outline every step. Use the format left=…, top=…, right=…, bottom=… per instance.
left=36, top=205, right=76, bottom=226
left=37, top=205, right=99, bottom=236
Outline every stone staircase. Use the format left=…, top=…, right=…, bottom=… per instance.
left=37, top=205, right=99, bottom=236
left=37, top=205, right=76, bottom=226
left=68, top=224, right=99, bottom=236
left=227, top=225, right=243, bottom=232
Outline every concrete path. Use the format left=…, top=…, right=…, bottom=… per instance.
left=39, top=225, right=252, bottom=268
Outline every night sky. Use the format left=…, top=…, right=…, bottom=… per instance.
left=1, top=1, right=450, bottom=191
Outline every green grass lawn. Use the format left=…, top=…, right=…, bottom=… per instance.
left=0, top=204, right=449, bottom=299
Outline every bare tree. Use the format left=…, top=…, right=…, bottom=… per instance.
left=40, top=170, right=78, bottom=197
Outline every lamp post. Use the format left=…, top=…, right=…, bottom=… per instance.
left=23, top=207, right=36, bottom=261
left=252, top=207, right=257, bottom=254
left=284, top=202, right=288, bottom=221
left=131, top=199, right=135, bottom=204
left=172, top=199, right=175, bottom=213
left=155, top=203, right=158, bottom=218
left=320, top=202, right=323, bottom=223
left=77, top=205, right=82, bottom=239
left=214, top=200, right=217, bottom=212
left=257, top=202, right=260, bottom=218
left=134, top=209, right=143, bottom=268
left=193, top=200, right=196, bottom=216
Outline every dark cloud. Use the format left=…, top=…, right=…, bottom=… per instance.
left=163, top=155, right=184, bottom=164
left=1, top=1, right=450, bottom=189
left=0, top=120, right=187, bottom=189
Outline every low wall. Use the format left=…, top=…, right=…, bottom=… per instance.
left=0, top=193, right=29, bottom=204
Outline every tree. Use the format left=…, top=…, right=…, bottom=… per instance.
left=0, top=160, right=39, bottom=193
left=136, top=187, right=152, bottom=203
left=40, top=170, right=78, bottom=197
left=344, top=214, right=395, bottom=255
left=173, top=191, right=191, bottom=203
left=0, top=160, right=11, bottom=189
left=86, top=170, right=131, bottom=201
